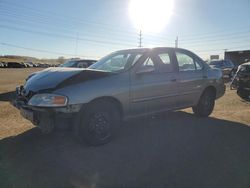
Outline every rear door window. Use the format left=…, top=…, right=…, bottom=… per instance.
left=156, top=53, right=174, bottom=73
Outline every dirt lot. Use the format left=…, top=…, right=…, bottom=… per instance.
left=0, top=68, right=250, bottom=188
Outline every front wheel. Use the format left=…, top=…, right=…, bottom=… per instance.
left=74, top=100, right=121, bottom=146
left=192, top=89, right=215, bottom=117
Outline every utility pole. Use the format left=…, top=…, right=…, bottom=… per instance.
left=224, top=49, right=228, bottom=60
left=175, top=36, right=178, bottom=48
left=75, top=32, right=79, bottom=57
left=138, top=30, right=142, bottom=48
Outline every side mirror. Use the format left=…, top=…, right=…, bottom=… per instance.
left=136, top=66, right=155, bottom=74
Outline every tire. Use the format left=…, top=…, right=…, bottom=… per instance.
left=74, top=100, right=121, bottom=146
left=192, top=89, right=215, bottom=117
left=237, top=88, right=249, bottom=101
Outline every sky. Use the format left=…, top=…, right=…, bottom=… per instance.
left=0, top=0, right=250, bottom=60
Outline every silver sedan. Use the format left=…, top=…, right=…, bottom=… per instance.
left=14, top=47, right=225, bottom=145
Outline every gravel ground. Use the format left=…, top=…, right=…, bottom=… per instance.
left=0, top=68, right=250, bottom=188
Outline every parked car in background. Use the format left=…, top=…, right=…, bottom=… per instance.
left=21, top=62, right=29, bottom=68
left=32, top=63, right=39, bottom=67
left=2, top=62, right=8, bottom=68
left=25, top=62, right=35, bottom=67
left=50, top=64, right=59, bottom=67
left=0, top=62, right=5, bottom=68
left=208, top=59, right=235, bottom=78
left=14, top=47, right=225, bottom=146
left=230, top=62, right=250, bottom=101
left=36, top=63, right=50, bottom=68
left=4, top=62, right=8, bottom=68
left=59, top=59, right=97, bottom=68
left=7, top=62, right=26, bottom=68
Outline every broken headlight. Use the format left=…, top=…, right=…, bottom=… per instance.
left=28, top=93, right=68, bottom=107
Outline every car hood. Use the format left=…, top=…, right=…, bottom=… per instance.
left=23, top=67, right=112, bottom=94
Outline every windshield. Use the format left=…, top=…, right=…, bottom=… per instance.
left=89, top=51, right=143, bottom=72
left=59, top=60, right=77, bottom=67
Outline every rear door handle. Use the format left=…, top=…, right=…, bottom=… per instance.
left=171, top=78, right=177, bottom=82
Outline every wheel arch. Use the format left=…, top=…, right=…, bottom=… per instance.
left=203, top=85, right=217, bottom=99
left=88, top=96, right=124, bottom=118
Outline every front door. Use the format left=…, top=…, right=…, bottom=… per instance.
left=129, top=49, right=179, bottom=116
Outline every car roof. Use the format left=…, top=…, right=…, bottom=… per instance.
left=114, top=47, right=196, bottom=54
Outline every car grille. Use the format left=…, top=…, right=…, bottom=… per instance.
left=17, top=86, right=36, bottom=104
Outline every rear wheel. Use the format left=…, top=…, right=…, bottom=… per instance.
left=74, top=100, right=121, bottom=146
left=192, top=89, right=215, bottom=117
left=237, top=88, right=250, bottom=100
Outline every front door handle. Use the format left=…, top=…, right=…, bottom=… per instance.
left=171, top=78, right=177, bottom=82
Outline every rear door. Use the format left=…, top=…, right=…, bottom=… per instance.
left=174, top=49, right=205, bottom=107
left=129, top=49, right=179, bottom=116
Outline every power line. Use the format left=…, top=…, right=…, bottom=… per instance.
left=2, top=0, right=250, bottom=40
left=1, top=4, right=250, bottom=46
left=1, top=42, right=86, bottom=57
left=181, top=39, right=249, bottom=48
left=180, top=32, right=250, bottom=43
left=0, top=24, right=136, bottom=48
left=193, top=44, right=250, bottom=54
left=1, top=0, right=249, bottom=57
left=0, top=1, right=139, bottom=37
left=1, top=23, right=249, bottom=56
left=11, top=18, right=249, bottom=48
left=0, top=10, right=138, bottom=40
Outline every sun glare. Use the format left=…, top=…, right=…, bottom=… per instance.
left=129, top=0, right=174, bottom=33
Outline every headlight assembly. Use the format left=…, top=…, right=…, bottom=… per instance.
left=28, top=93, right=68, bottom=107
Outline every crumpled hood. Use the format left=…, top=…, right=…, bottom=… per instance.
left=24, top=67, right=112, bottom=94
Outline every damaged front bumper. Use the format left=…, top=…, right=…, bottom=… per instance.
left=13, top=95, right=82, bottom=133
